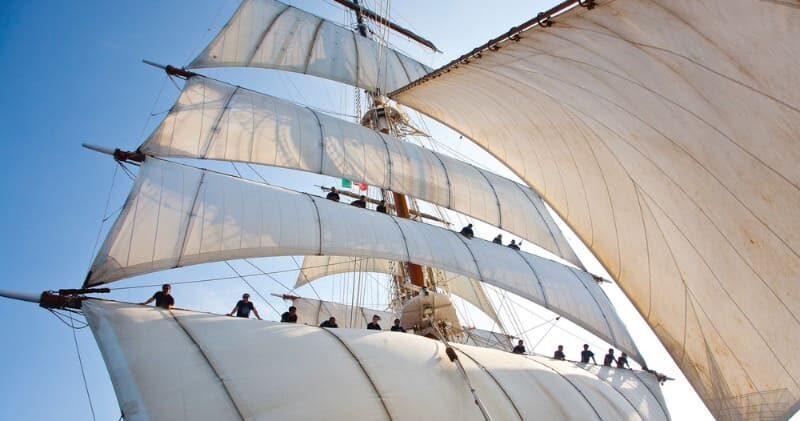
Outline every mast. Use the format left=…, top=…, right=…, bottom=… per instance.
left=352, top=0, right=426, bottom=289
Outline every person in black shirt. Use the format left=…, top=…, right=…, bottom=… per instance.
left=229, top=293, right=261, bottom=320
left=459, top=224, right=474, bottom=239
left=580, top=344, right=596, bottom=364
left=492, top=234, right=503, bottom=244
left=281, top=306, right=298, bottom=323
left=512, top=340, right=526, bottom=354
left=320, top=316, right=338, bottom=328
left=603, top=348, right=617, bottom=367
left=507, top=240, right=521, bottom=250
left=351, top=195, right=367, bottom=208
left=553, top=345, right=566, bottom=360
left=141, top=284, right=174, bottom=309
left=376, top=200, right=387, bottom=214
left=616, top=352, right=630, bottom=369
left=326, top=187, right=340, bottom=202
left=390, top=318, right=405, bottom=332
left=366, top=315, right=381, bottom=330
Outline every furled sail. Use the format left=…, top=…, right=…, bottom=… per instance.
left=83, top=300, right=669, bottom=420
left=294, top=255, right=503, bottom=326
left=139, top=75, right=580, bottom=266
left=87, top=159, right=641, bottom=362
left=188, top=0, right=431, bottom=93
left=289, top=296, right=394, bottom=329
left=138, top=75, right=580, bottom=267
left=391, top=0, right=800, bottom=419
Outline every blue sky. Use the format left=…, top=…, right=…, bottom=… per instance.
left=0, top=1, right=733, bottom=419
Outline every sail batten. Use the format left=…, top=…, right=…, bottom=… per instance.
left=140, top=75, right=581, bottom=267
left=189, top=0, right=432, bottom=93
left=88, top=159, right=641, bottom=362
left=392, top=1, right=800, bottom=418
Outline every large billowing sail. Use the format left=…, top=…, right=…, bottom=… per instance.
left=87, top=159, right=641, bottom=362
left=189, top=0, right=431, bottom=93
left=391, top=0, right=800, bottom=419
left=138, top=75, right=580, bottom=267
left=295, top=255, right=503, bottom=325
left=83, top=300, right=669, bottom=420
left=289, top=296, right=394, bottom=329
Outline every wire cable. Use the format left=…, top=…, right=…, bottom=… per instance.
left=69, top=312, right=97, bottom=421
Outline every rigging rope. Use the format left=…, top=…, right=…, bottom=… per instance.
left=68, top=312, right=97, bottom=421
left=86, top=164, right=119, bottom=270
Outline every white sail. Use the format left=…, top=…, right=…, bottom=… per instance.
left=87, top=159, right=641, bottom=362
left=289, top=296, right=395, bottom=329
left=189, top=0, right=431, bottom=93
left=462, top=328, right=514, bottom=352
left=83, top=300, right=669, bottom=421
left=138, top=75, right=580, bottom=267
left=295, top=255, right=503, bottom=326
left=391, top=0, right=800, bottom=419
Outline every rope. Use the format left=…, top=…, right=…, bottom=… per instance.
left=68, top=312, right=97, bottom=421
left=431, top=326, right=493, bottom=421
left=110, top=258, right=372, bottom=290
left=86, top=164, right=119, bottom=269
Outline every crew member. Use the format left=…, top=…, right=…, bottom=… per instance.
left=351, top=195, right=367, bottom=208
left=603, top=349, right=617, bottom=367
left=512, top=340, right=526, bottom=354
left=580, top=344, right=596, bottom=364
left=460, top=224, right=474, bottom=239
left=281, top=306, right=298, bottom=323
left=376, top=200, right=387, bottom=214
left=366, top=314, right=381, bottom=330
left=320, top=316, right=338, bottom=328
left=326, top=187, right=340, bottom=202
left=508, top=240, right=521, bottom=250
left=553, top=345, right=566, bottom=360
left=616, top=352, right=630, bottom=369
left=492, top=234, right=503, bottom=244
left=229, top=293, right=261, bottom=320
left=140, top=284, right=174, bottom=309
left=390, top=318, right=406, bottom=332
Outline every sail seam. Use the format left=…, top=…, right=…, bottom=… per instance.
left=304, top=106, right=326, bottom=172
left=452, top=233, right=485, bottom=283
left=318, top=328, right=394, bottom=420
left=351, top=30, right=361, bottom=91
left=201, top=87, right=239, bottom=158
left=168, top=310, right=246, bottom=420
left=475, top=169, right=503, bottom=228
left=175, top=172, right=206, bottom=268
left=523, top=357, right=602, bottom=421
left=374, top=131, right=393, bottom=190
left=566, top=266, right=618, bottom=346
left=304, top=194, right=324, bottom=255
left=511, top=181, right=568, bottom=260
left=511, top=250, right=549, bottom=307
left=387, top=216, right=412, bottom=262
left=246, top=4, right=292, bottom=66
left=429, top=151, right=453, bottom=208
left=302, top=18, right=325, bottom=74
left=452, top=346, right=524, bottom=420
left=586, top=368, right=648, bottom=421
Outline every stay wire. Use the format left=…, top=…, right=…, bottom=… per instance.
left=68, top=312, right=97, bottom=421
left=87, top=164, right=119, bottom=270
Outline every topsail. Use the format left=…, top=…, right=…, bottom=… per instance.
left=138, top=75, right=580, bottom=266
left=87, top=158, right=642, bottom=362
left=189, top=0, right=432, bottom=93
left=392, top=0, right=800, bottom=418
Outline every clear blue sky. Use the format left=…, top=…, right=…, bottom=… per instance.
left=0, top=1, right=733, bottom=419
